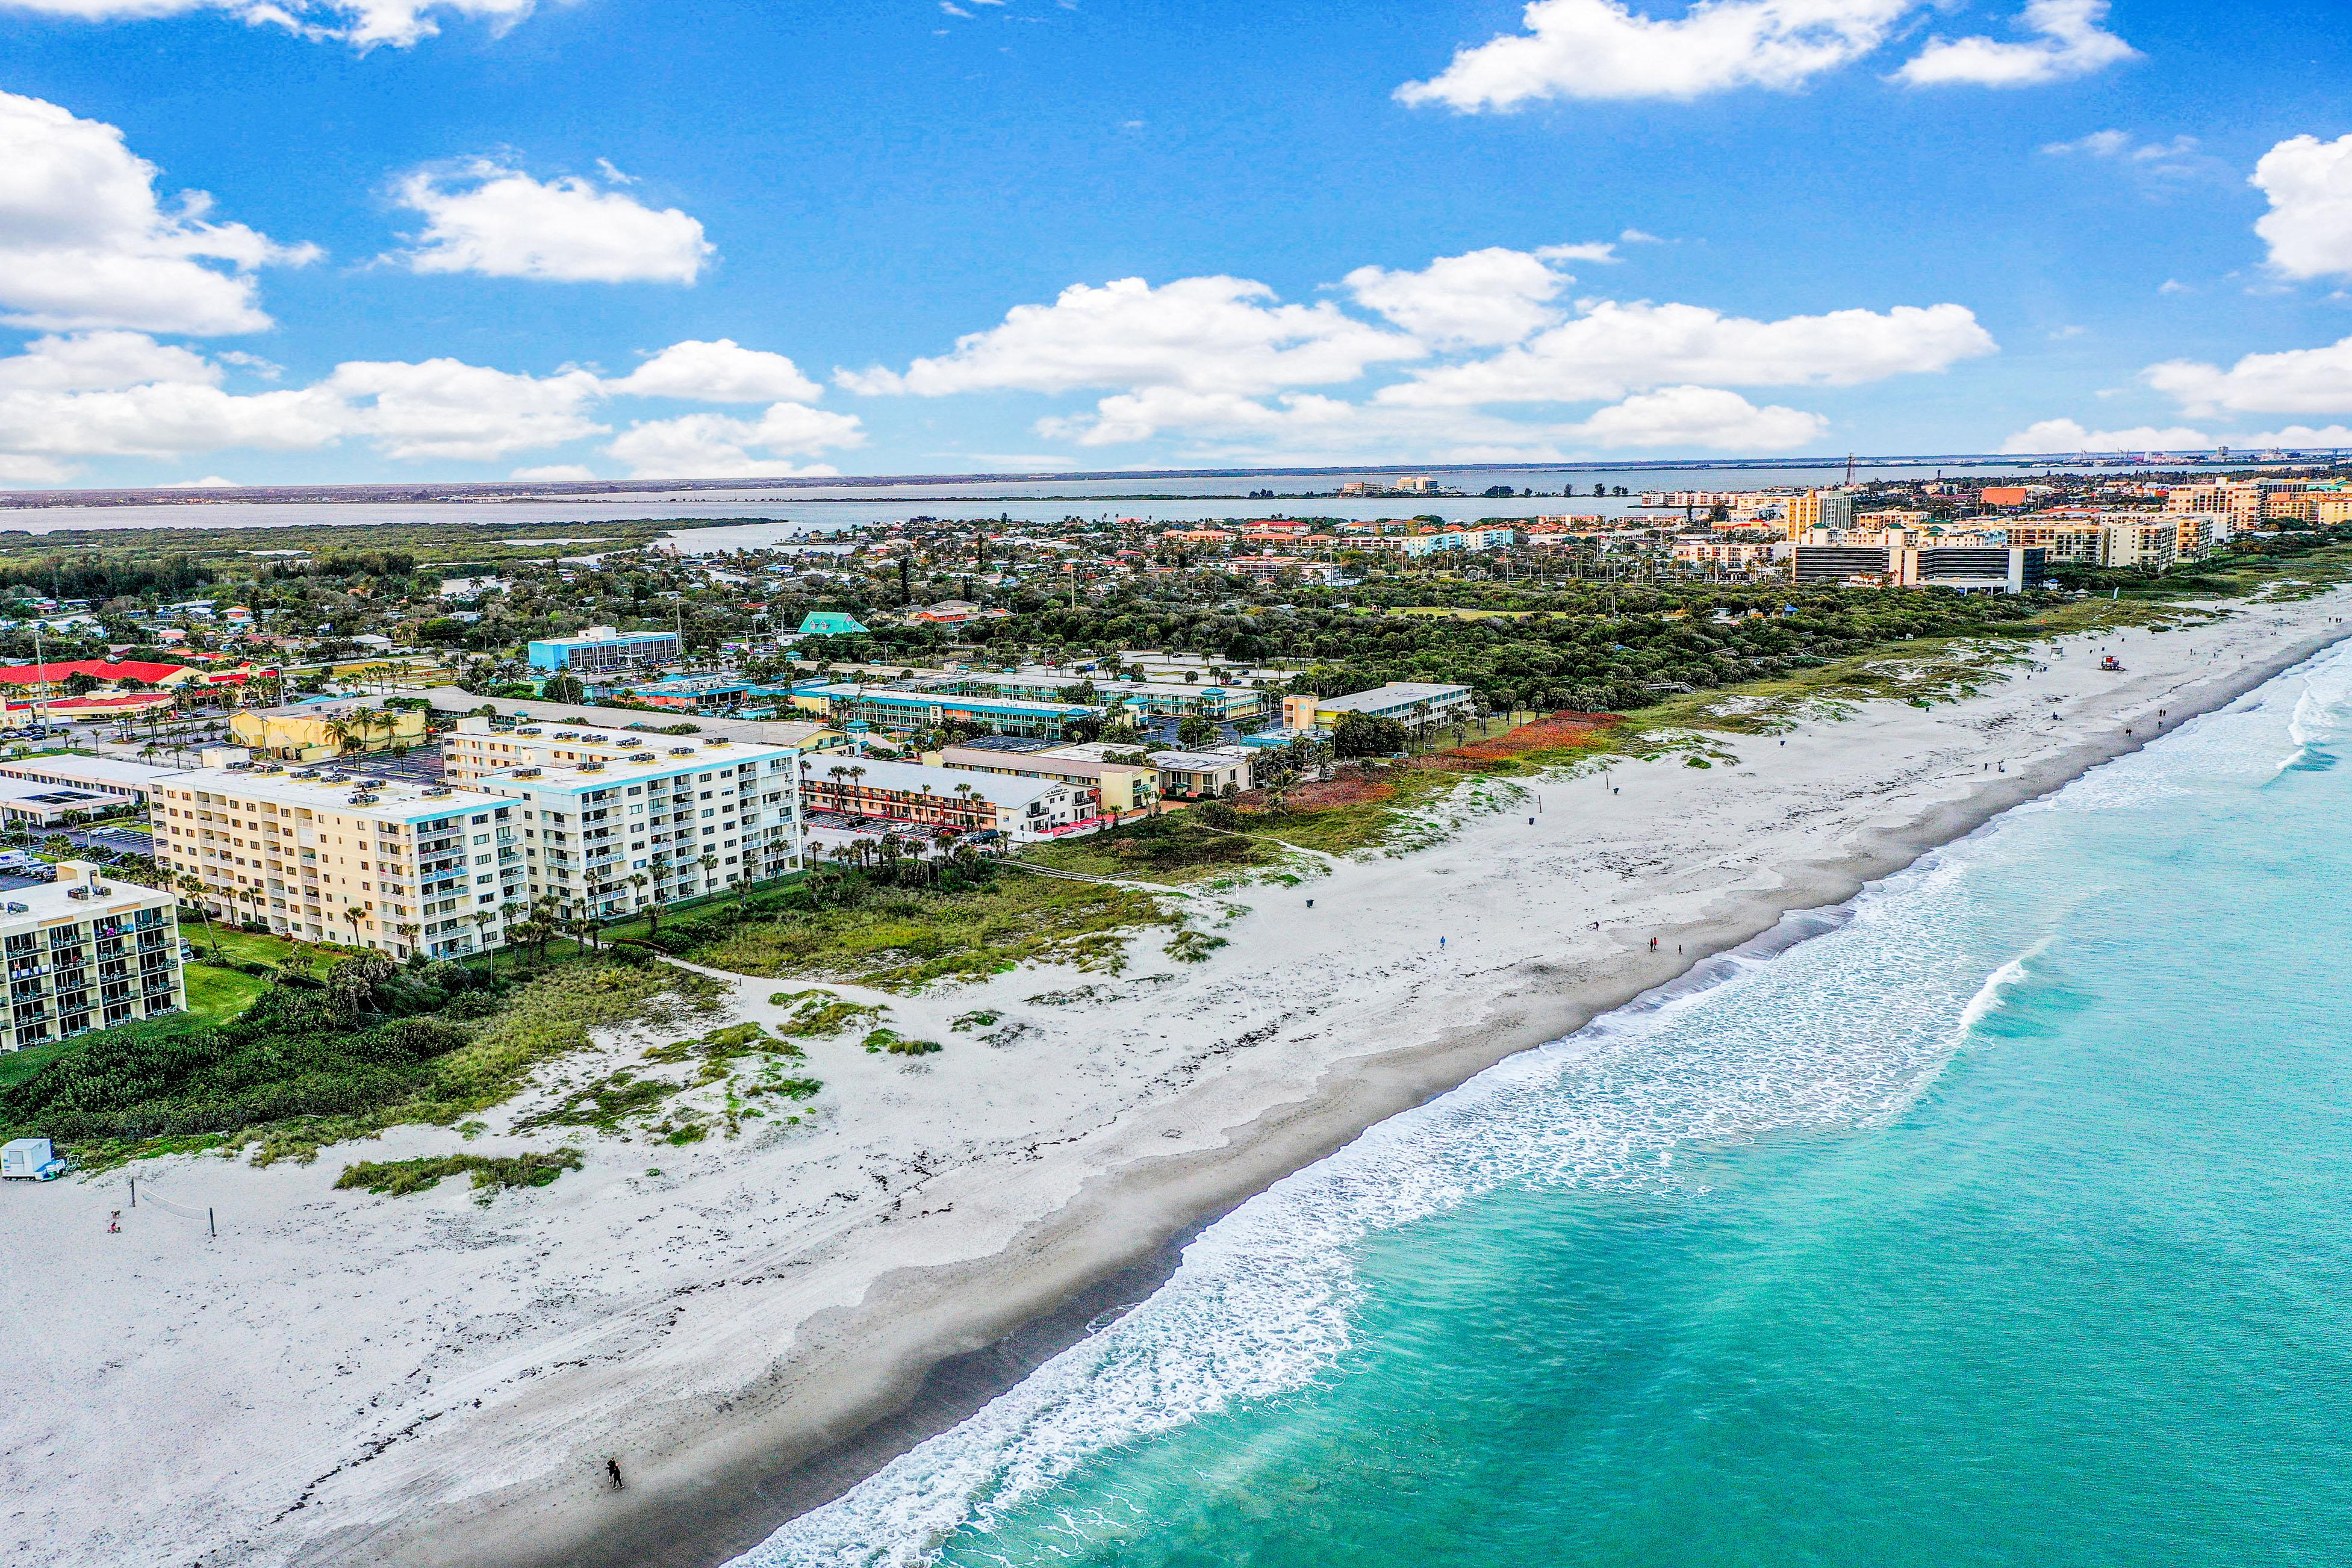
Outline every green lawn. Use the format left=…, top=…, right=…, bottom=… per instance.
left=179, top=922, right=351, bottom=971
left=182, top=962, right=266, bottom=1025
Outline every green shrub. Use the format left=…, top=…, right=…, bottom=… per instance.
left=334, top=1147, right=582, bottom=1198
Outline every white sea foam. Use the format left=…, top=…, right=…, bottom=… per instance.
left=734, top=639, right=2344, bottom=1568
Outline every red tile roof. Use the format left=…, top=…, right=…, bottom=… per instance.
left=0, top=658, right=194, bottom=686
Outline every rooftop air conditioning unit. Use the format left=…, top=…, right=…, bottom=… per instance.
left=516, top=727, right=543, bottom=736
left=579, top=733, right=606, bottom=742
left=670, top=747, right=695, bottom=756
left=578, top=760, right=605, bottom=773
left=90, top=883, right=110, bottom=894
left=514, top=767, right=543, bottom=779
left=630, top=751, right=656, bottom=762
left=65, top=887, right=86, bottom=900
left=4, top=902, right=25, bottom=914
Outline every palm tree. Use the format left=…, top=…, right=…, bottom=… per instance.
left=175, top=871, right=221, bottom=960
left=343, top=903, right=366, bottom=949
left=319, top=716, right=352, bottom=756
left=499, top=900, right=529, bottom=967
left=644, top=854, right=673, bottom=931
left=396, top=920, right=420, bottom=960
left=470, top=907, right=497, bottom=980
left=698, top=851, right=719, bottom=894
left=627, top=871, right=649, bottom=919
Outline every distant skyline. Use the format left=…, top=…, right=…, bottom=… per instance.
left=0, top=0, right=2348, bottom=487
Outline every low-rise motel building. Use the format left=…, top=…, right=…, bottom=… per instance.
left=798, top=754, right=1098, bottom=840
left=440, top=717, right=807, bottom=913
left=793, top=682, right=1100, bottom=740
left=231, top=697, right=429, bottom=762
left=526, top=625, right=683, bottom=675
left=1280, top=681, right=1476, bottom=733
left=0, top=862, right=182, bottom=1051
left=915, top=670, right=1265, bottom=723
left=929, top=744, right=1159, bottom=815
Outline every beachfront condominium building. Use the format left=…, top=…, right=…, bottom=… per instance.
left=1281, top=682, right=1476, bottom=733
left=151, top=764, right=528, bottom=959
left=441, top=717, right=806, bottom=915
left=0, top=862, right=182, bottom=1051
left=2100, top=517, right=2179, bottom=571
left=798, top=754, right=1097, bottom=840
left=526, top=626, right=683, bottom=674
left=1782, top=489, right=1856, bottom=540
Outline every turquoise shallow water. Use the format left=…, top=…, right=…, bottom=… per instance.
left=745, top=642, right=2352, bottom=1568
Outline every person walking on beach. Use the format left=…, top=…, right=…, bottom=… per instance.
left=606, top=1457, right=624, bottom=1491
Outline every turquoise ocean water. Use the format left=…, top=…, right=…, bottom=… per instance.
left=741, top=641, right=2352, bottom=1568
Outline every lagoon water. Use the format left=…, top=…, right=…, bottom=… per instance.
left=744, top=641, right=2352, bottom=1568
left=0, top=459, right=2096, bottom=538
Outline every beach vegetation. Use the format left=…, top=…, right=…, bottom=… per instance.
left=0, top=955, right=723, bottom=1169
left=862, top=1028, right=942, bottom=1056
left=663, top=863, right=1178, bottom=989
left=334, top=1148, right=583, bottom=1200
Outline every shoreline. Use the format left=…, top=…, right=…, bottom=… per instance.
left=11, top=594, right=2350, bottom=1568
left=503, top=602, right=2352, bottom=1568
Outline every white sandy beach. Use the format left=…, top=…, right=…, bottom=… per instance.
left=7, top=591, right=2351, bottom=1568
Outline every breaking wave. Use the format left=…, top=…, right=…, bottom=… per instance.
left=733, top=639, right=2352, bottom=1568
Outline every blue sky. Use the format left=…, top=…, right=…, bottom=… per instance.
left=0, top=0, right=2348, bottom=486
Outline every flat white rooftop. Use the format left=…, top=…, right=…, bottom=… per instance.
left=0, top=861, right=169, bottom=925
left=158, top=766, right=514, bottom=824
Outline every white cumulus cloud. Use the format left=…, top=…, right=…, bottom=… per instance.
left=2250, top=134, right=2352, bottom=282
left=2000, top=417, right=2212, bottom=453
left=2145, top=335, right=2352, bottom=417
left=838, top=275, right=1422, bottom=398
left=1569, top=384, right=1826, bottom=449
left=0, top=0, right=540, bottom=49
left=1396, top=0, right=1913, bottom=108
left=1378, top=299, right=1996, bottom=406
left=1895, top=0, right=2136, bottom=88
left=0, top=332, right=868, bottom=480
left=392, top=160, right=712, bottom=284
left=1343, top=247, right=1578, bottom=349
left=602, top=338, right=820, bottom=402
left=0, top=331, right=220, bottom=393
left=605, top=404, right=865, bottom=479
left=510, top=463, right=595, bottom=481
left=322, top=358, right=606, bottom=460
left=0, top=90, right=318, bottom=335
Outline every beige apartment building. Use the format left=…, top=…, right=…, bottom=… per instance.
left=151, top=765, right=525, bottom=959
left=1781, top=489, right=1855, bottom=540
left=2100, top=517, right=2179, bottom=570
left=0, top=862, right=182, bottom=1051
